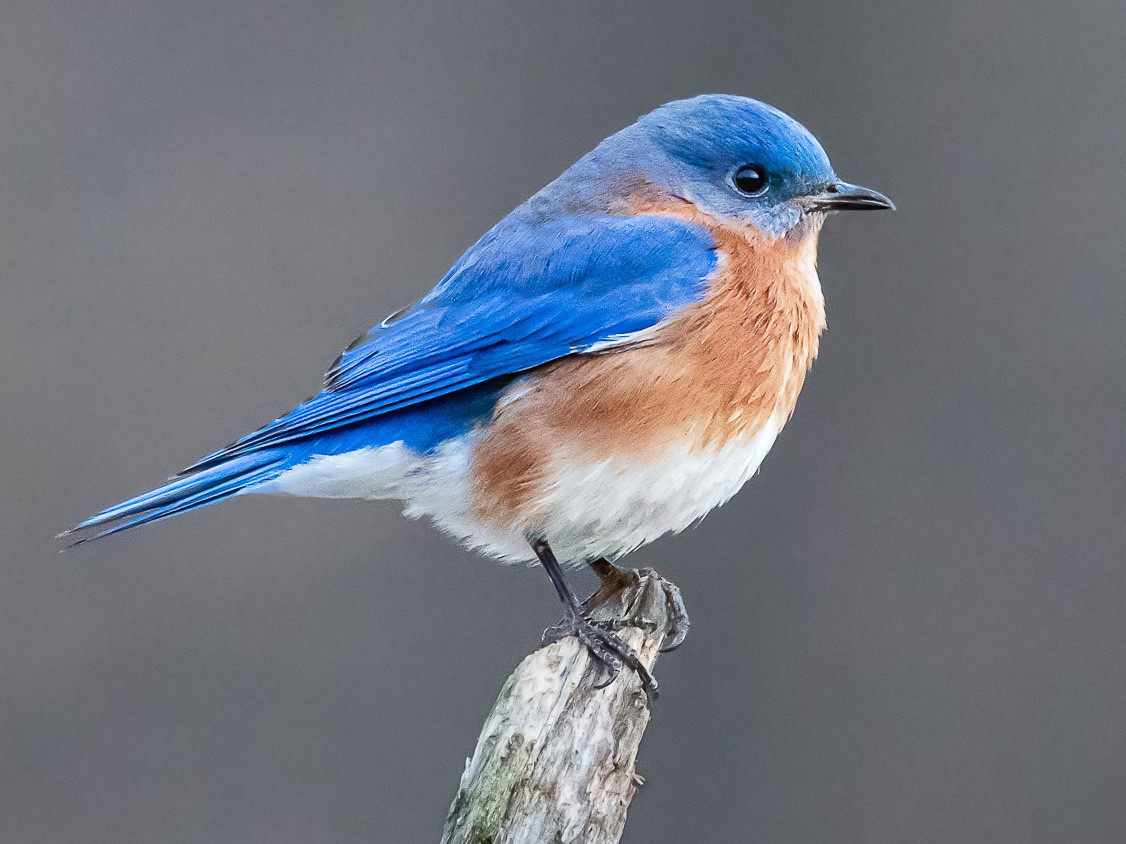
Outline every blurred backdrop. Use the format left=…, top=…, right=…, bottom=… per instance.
left=3, top=1, right=1125, bottom=841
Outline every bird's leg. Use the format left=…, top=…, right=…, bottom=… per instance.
left=584, top=558, right=691, bottom=653
left=530, top=538, right=658, bottom=701
left=582, top=558, right=638, bottom=611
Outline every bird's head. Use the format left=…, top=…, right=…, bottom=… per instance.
left=543, top=94, right=893, bottom=237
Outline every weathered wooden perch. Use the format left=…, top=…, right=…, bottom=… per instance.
left=441, top=571, right=675, bottom=844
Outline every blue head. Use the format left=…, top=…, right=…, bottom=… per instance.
left=536, top=94, right=892, bottom=236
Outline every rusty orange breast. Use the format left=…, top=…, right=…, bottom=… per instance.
left=470, top=204, right=827, bottom=527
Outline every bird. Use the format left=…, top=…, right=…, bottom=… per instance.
left=64, top=94, right=892, bottom=697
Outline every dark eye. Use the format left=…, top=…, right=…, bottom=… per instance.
left=733, top=164, right=768, bottom=196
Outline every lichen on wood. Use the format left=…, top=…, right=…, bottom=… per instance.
left=441, top=572, right=673, bottom=844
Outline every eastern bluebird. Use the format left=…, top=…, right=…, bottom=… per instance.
left=65, top=95, right=892, bottom=694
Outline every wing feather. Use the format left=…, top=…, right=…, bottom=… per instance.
left=184, top=213, right=716, bottom=473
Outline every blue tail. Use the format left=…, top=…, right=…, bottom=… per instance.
left=60, top=451, right=289, bottom=547
left=62, top=378, right=508, bottom=548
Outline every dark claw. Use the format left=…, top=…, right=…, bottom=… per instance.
left=530, top=540, right=665, bottom=704
left=636, top=568, right=691, bottom=652
left=593, top=667, right=620, bottom=690
left=544, top=609, right=658, bottom=702
left=587, top=637, right=621, bottom=689
left=659, top=582, right=690, bottom=652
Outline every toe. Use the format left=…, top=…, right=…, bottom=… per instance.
left=657, top=576, right=691, bottom=651
left=660, top=621, right=690, bottom=652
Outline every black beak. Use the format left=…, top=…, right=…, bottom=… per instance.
left=807, top=180, right=895, bottom=212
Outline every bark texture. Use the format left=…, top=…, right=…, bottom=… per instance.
left=441, top=572, right=672, bottom=844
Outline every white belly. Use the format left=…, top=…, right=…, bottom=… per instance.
left=519, top=413, right=785, bottom=563
left=262, top=413, right=785, bottom=565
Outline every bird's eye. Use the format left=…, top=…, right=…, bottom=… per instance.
left=733, top=164, right=768, bottom=196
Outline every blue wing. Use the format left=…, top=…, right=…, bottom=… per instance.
left=184, top=213, right=717, bottom=472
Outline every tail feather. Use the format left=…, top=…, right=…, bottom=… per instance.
left=61, top=452, right=288, bottom=547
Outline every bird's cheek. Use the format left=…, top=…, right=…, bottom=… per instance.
left=745, top=204, right=802, bottom=238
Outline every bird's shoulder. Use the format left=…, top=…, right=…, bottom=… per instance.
left=324, top=210, right=720, bottom=392
left=180, top=209, right=722, bottom=472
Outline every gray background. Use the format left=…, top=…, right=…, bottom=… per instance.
left=3, top=1, right=1125, bottom=841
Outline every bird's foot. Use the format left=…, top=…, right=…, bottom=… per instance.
left=583, top=564, right=691, bottom=653
left=542, top=609, right=659, bottom=702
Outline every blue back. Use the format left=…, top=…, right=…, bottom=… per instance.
left=185, top=213, right=717, bottom=471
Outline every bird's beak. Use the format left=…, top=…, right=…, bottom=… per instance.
left=807, top=180, right=895, bottom=212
